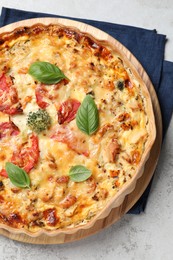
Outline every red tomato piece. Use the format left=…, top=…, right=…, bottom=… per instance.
left=51, top=126, right=89, bottom=157
left=57, top=99, right=81, bottom=124
left=0, top=169, right=8, bottom=178
left=11, top=134, right=39, bottom=173
left=35, top=85, right=49, bottom=109
left=0, top=134, right=39, bottom=178
left=0, top=122, right=20, bottom=139
left=35, top=79, right=69, bottom=109
left=0, top=74, right=23, bottom=115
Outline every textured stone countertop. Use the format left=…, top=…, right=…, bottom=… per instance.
left=0, top=1, right=172, bottom=259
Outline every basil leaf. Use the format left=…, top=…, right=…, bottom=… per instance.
left=28, top=61, right=68, bottom=84
left=5, top=162, right=31, bottom=189
left=76, top=95, right=99, bottom=135
left=69, top=165, right=92, bottom=182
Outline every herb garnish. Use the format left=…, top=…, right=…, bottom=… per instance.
left=27, top=109, right=51, bottom=134
left=76, top=95, right=99, bottom=135
left=5, top=162, right=31, bottom=189
left=28, top=61, right=68, bottom=84
left=69, top=165, right=92, bottom=182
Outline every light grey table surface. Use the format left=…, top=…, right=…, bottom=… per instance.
left=0, top=1, right=172, bottom=259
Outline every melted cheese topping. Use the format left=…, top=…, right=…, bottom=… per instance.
left=0, top=25, right=149, bottom=232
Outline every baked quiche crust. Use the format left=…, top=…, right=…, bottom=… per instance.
left=0, top=19, right=156, bottom=235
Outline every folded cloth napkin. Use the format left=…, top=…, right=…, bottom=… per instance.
left=0, top=7, right=173, bottom=214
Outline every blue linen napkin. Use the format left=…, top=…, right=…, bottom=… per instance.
left=0, top=7, right=173, bottom=214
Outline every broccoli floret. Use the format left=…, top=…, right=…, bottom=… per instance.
left=27, top=109, right=51, bottom=133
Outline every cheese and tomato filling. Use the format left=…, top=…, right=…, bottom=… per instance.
left=0, top=24, right=149, bottom=231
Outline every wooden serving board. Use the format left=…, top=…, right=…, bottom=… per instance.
left=0, top=18, right=162, bottom=244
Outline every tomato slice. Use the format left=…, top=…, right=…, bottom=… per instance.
left=0, top=122, right=20, bottom=139
left=35, top=84, right=49, bottom=109
left=0, top=73, right=10, bottom=91
left=0, top=121, right=20, bottom=178
left=51, top=126, right=89, bottom=157
left=0, top=169, right=8, bottom=178
left=0, top=74, right=23, bottom=115
left=57, top=99, right=81, bottom=124
left=11, top=134, right=39, bottom=173
left=35, top=79, right=69, bottom=109
left=0, top=134, right=39, bottom=178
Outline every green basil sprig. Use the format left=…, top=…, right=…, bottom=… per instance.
left=28, top=61, right=68, bottom=84
left=69, top=165, right=92, bottom=182
left=76, top=95, right=99, bottom=135
left=5, top=162, right=31, bottom=189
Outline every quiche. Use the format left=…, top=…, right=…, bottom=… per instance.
left=0, top=19, right=156, bottom=234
